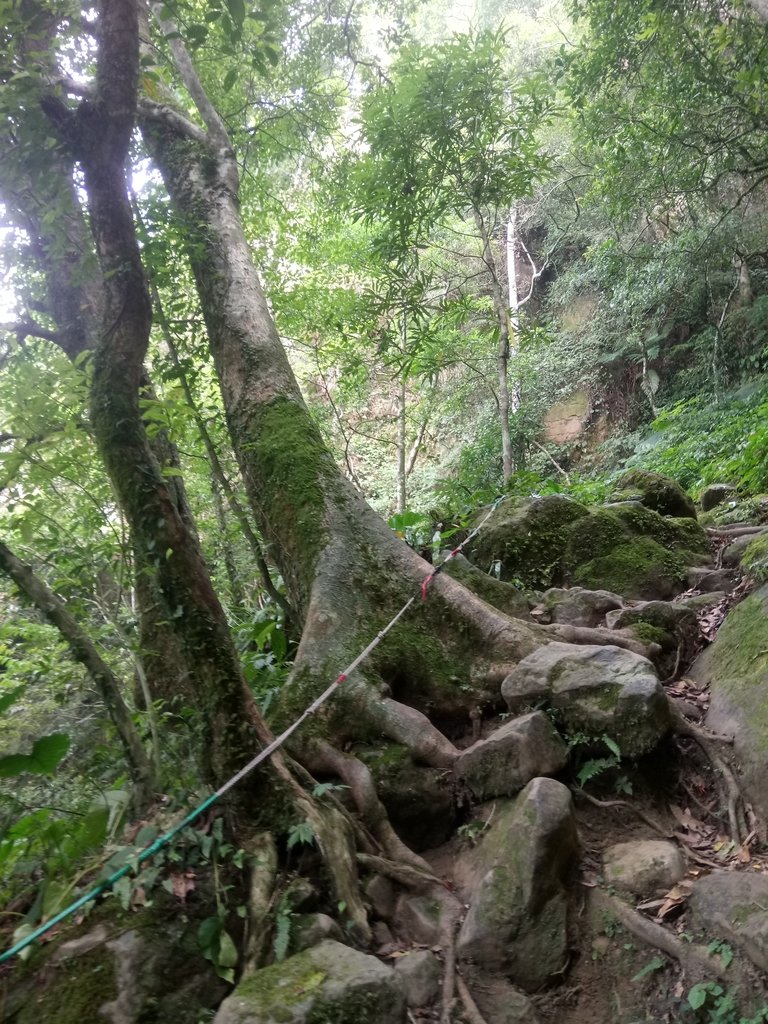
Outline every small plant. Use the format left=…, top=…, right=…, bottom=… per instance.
left=456, top=820, right=489, bottom=845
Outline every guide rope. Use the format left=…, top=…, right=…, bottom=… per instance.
left=0, top=496, right=504, bottom=964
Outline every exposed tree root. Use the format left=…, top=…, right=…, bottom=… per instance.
left=456, top=971, right=491, bottom=1024
left=591, top=888, right=729, bottom=982
left=668, top=702, right=747, bottom=842
left=573, top=789, right=671, bottom=837
left=303, top=740, right=439, bottom=873
left=242, top=831, right=278, bottom=975
left=544, top=623, right=652, bottom=657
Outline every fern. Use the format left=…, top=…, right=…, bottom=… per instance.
left=273, top=898, right=293, bottom=962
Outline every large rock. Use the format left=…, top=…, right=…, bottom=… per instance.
left=700, top=484, right=737, bottom=512
left=393, top=950, right=441, bottom=1007
left=720, top=529, right=768, bottom=568
left=466, top=494, right=590, bottom=589
left=603, top=840, right=685, bottom=896
left=466, top=495, right=709, bottom=599
left=563, top=504, right=710, bottom=600
left=6, top=905, right=229, bottom=1024
left=502, top=642, right=671, bottom=757
left=455, top=711, right=568, bottom=800
left=608, top=601, right=699, bottom=671
left=691, top=583, right=768, bottom=827
left=689, top=872, right=768, bottom=972
left=457, top=778, right=579, bottom=990
left=614, top=469, right=697, bottom=519
left=540, top=586, right=623, bottom=627
left=214, top=940, right=405, bottom=1024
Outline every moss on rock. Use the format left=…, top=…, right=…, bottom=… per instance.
left=614, top=470, right=697, bottom=519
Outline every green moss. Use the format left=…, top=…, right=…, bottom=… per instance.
left=741, top=535, right=768, bottom=580
left=708, top=586, right=768, bottom=754
left=629, top=623, right=671, bottom=648
left=570, top=536, right=690, bottom=600
left=468, top=495, right=590, bottom=589
left=615, top=470, right=697, bottom=519
left=14, top=945, right=117, bottom=1024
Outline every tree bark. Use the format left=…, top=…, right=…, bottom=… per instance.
left=473, top=208, right=515, bottom=485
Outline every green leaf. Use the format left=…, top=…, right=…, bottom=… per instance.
left=225, top=0, right=245, bottom=28
left=223, top=67, right=238, bottom=92
left=0, top=684, right=27, bottom=713
left=0, top=732, right=70, bottom=777
left=631, top=955, right=666, bottom=981
left=218, top=929, right=238, bottom=968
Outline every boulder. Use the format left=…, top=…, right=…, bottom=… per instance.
left=214, top=940, right=405, bottom=1024
left=564, top=504, right=710, bottom=600
left=466, top=495, right=708, bottom=599
left=459, top=975, right=542, bottom=1024
left=700, top=484, right=737, bottom=512
left=455, top=711, right=569, bottom=800
left=365, top=874, right=396, bottom=920
left=466, top=494, right=590, bottom=589
left=291, top=913, right=343, bottom=952
left=720, top=530, right=768, bottom=568
left=608, top=601, right=699, bottom=670
left=689, top=872, right=768, bottom=973
left=393, top=950, right=441, bottom=1007
left=540, top=586, right=623, bottom=627
left=457, top=778, right=579, bottom=990
left=6, top=907, right=229, bottom=1024
left=687, top=567, right=738, bottom=594
left=691, top=583, right=768, bottom=827
left=603, top=840, right=686, bottom=896
left=614, top=469, right=697, bottom=519
left=501, top=642, right=671, bottom=757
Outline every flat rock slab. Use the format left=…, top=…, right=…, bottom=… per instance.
left=457, top=777, right=579, bottom=990
left=455, top=711, right=568, bottom=800
left=501, top=642, right=671, bottom=757
left=214, top=940, right=405, bottom=1024
left=603, top=840, right=685, bottom=895
left=689, top=872, right=768, bottom=973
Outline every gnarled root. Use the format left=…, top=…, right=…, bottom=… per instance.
left=668, top=700, right=748, bottom=842
left=591, top=888, right=729, bottom=982
left=241, top=831, right=278, bottom=975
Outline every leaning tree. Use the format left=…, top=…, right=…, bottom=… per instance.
left=0, top=0, right=656, bottom=975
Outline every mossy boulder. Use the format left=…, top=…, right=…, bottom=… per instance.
left=564, top=504, right=710, bottom=600
left=5, top=902, right=228, bottom=1024
left=691, top=583, right=768, bottom=829
left=466, top=494, right=589, bottom=589
left=700, top=483, right=737, bottom=512
left=501, top=642, right=671, bottom=758
left=539, top=586, right=623, bottom=627
left=215, top=940, right=405, bottom=1024
left=466, top=496, right=708, bottom=600
left=455, top=711, right=568, bottom=800
left=457, top=778, right=578, bottom=990
left=614, top=469, right=697, bottom=519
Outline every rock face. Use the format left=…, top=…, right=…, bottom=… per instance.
left=689, top=872, right=768, bottom=972
left=214, top=940, right=405, bottom=1024
left=614, top=469, right=698, bottom=519
left=502, top=642, right=671, bottom=757
left=691, top=583, right=768, bottom=826
left=603, top=840, right=686, bottom=896
left=700, top=483, right=737, bottom=512
left=457, top=778, right=579, bottom=990
left=720, top=529, right=768, bottom=568
left=540, top=586, right=623, bottom=627
left=455, top=711, right=569, bottom=800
